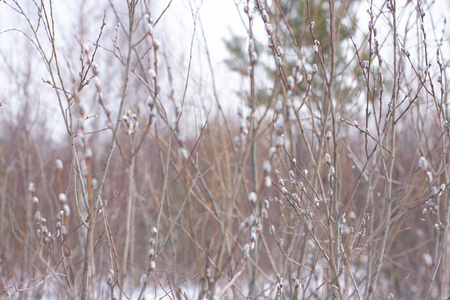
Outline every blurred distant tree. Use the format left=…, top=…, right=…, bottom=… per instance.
left=225, top=0, right=358, bottom=108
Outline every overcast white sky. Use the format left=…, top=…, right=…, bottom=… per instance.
left=0, top=0, right=449, bottom=139
left=0, top=0, right=250, bottom=137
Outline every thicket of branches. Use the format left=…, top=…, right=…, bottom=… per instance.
left=1, top=0, right=449, bottom=299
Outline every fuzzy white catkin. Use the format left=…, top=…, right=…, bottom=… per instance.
left=248, top=192, right=257, bottom=204
left=426, top=171, right=432, bottom=182
left=264, top=176, right=272, bottom=187
left=422, top=253, right=432, bottom=267
left=269, top=147, right=276, bottom=159
left=92, top=63, right=99, bottom=75
left=287, top=76, right=294, bottom=90
left=265, top=23, right=272, bottom=34
left=147, top=96, right=154, bottom=108
left=63, top=204, right=71, bottom=216
left=56, top=159, right=63, bottom=170
left=146, top=23, right=154, bottom=35
left=85, top=148, right=93, bottom=158
left=274, top=100, right=283, bottom=113
left=289, top=170, right=295, bottom=179
left=276, top=46, right=282, bottom=56
left=154, top=39, right=160, bottom=50
left=276, top=136, right=284, bottom=147
left=313, top=45, right=318, bottom=54
left=262, top=208, right=268, bottom=219
left=148, top=248, right=155, bottom=258
left=329, top=166, right=335, bottom=175
left=59, top=193, right=67, bottom=202
left=262, top=10, right=269, bottom=23
left=245, top=214, right=255, bottom=225
left=276, top=56, right=282, bottom=66
left=149, top=69, right=156, bottom=80
left=263, top=160, right=271, bottom=173
left=251, top=51, right=258, bottom=64
left=419, top=156, right=427, bottom=169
